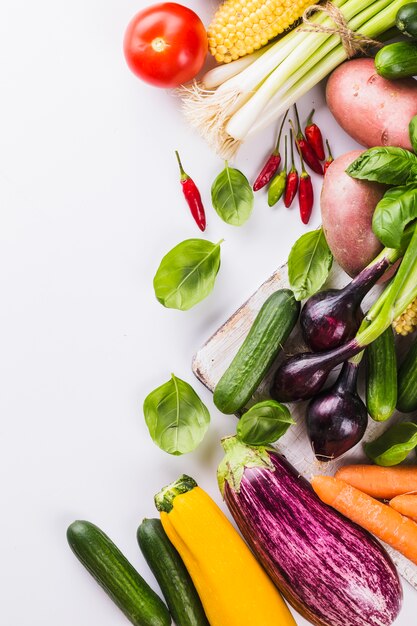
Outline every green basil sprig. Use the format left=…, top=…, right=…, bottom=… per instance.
left=144, top=374, right=210, bottom=455
left=346, top=146, right=417, bottom=186
left=372, top=184, right=417, bottom=248
left=365, top=422, right=417, bottom=466
left=211, top=162, right=254, bottom=226
left=288, top=228, right=333, bottom=301
left=153, top=238, right=222, bottom=310
left=236, top=400, right=294, bottom=446
left=409, top=113, right=417, bottom=153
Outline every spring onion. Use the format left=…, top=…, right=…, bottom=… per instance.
left=182, top=0, right=411, bottom=157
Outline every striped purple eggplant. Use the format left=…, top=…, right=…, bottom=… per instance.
left=218, top=437, right=402, bottom=626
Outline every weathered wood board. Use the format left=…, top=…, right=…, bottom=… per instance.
left=192, top=261, right=417, bottom=591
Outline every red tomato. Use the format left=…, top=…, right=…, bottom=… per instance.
left=123, top=3, right=208, bottom=88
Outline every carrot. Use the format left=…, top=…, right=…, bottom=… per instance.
left=312, top=475, right=417, bottom=566
left=335, top=464, right=417, bottom=499
left=390, top=494, right=417, bottom=522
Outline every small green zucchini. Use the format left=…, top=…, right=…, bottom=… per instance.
left=366, top=327, right=397, bottom=421
left=67, top=520, right=171, bottom=626
left=396, top=2, right=417, bottom=39
left=137, top=519, right=209, bottom=626
left=213, top=289, right=300, bottom=414
left=375, top=41, right=417, bottom=79
left=397, top=333, right=417, bottom=413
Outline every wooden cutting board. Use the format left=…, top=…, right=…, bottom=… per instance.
left=192, top=260, right=417, bottom=591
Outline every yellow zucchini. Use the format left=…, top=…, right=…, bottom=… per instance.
left=154, top=475, right=296, bottom=626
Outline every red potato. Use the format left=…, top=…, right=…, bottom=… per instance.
left=326, top=58, right=417, bottom=151
left=321, top=150, right=386, bottom=277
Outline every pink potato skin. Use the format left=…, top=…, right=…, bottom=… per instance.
left=321, top=150, right=386, bottom=277
left=326, top=58, right=417, bottom=150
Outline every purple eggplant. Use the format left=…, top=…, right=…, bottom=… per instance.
left=270, top=339, right=360, bottom=402
left=300, top=233, right=411, bottom=352
left=307, top=360, right=368, bottom=461
left=218, top=437, right=402, bottom=626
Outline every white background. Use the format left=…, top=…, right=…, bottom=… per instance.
left=0, top=1, right=415, bottom=624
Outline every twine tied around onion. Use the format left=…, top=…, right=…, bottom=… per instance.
left=301, top=1, right=382, bottom=57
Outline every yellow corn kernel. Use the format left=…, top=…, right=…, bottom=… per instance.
left=393, top=297, right=417, bottom=336
left=207, top=0, right=315, bottom=62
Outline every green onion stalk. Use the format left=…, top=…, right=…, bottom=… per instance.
left=182, top=0, right=411, bottom=158
left=271, top=225, right=417, bottom=403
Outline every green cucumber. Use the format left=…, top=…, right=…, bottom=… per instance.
left=366, top=327, right=397, bottom=421
left=396, top=2, right=417, bottom=38
left=67, top=520, right=171, bottom=626
left=397, top=333, right=417, bottom=413
left=137, top=519, right=209, bottom=626
left=213, top=288, right=300, bottom=414
left=375, top=41, right=417, bottom=79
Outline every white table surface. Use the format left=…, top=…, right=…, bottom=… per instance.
left=0, top=1, right=415, bottom=624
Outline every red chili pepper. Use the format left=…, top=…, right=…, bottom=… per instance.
left=284, top=129, right=299, bottom=208
left=253, top=110, right=288, bottom=191
left=293, top=104, right=323, bottom=176
left=175, top=150, right=206, bottom=231
left=304, top=109, right=325, bottom=161
left=324, top=139, right=334, bottom=175
left=290, top=121, right=314, bottom=224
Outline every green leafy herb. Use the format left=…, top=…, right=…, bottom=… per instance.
left=409, top=114, right=417, bottom=154
left=144, top=374, right=210, bottom=455
left=153, top=239, right=222, bottom=310
left=288, top=228, right=333, bottom=301
left=373, top=184, right=417, bottom=248
left=365, top=422, right=417, bottom=466
left=236, top=400, right=294, bottom=445
left=346, top=147, right=417, bottom=185
left=211, top=162, right=254, bottom=226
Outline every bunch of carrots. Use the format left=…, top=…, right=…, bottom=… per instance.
left=253, top=105, right=333, bottom=224
left=313, top=465, right=417, bottom=565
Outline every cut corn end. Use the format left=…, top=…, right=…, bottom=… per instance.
left=393, top=297, right=417, bottom=336
left=207, top=0, right=315, bottom=63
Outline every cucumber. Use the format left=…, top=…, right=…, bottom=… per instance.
left=67, top=520, right=171, bottom=626
left=213, top=288, right=300, bottom=414
left=375, top=41, right=417, bottom=79
left=366, top=327, right=397, bottom=421
left=397, top=333, right=417, bottom=413
left=396, top=2, right=417, bottom=38
left=137, top=519, right=209, bottom=626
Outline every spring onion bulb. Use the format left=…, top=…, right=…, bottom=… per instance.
left=182, top=0, right=411, bottom=157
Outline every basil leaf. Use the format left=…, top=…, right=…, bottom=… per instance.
left=153, top=238, right=222, bottom=310
left=365, top=422, right=417, bottom=466
left=409, top=114, right=417, bottom=154
left=211, top=163, right=254, bottom=226
left=237, top=400, right=295, bottom=446
left=288, top=228, right=333, bottom=301
left=346, top=147, right=417, bottom=185
left=144, top=374, right=210, bottom=455
left=372, top=184, right=417, bottom=248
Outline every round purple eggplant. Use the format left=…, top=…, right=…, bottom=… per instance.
left=307, top=361, right=368, bottom=461
left=218, top=437, right=402, bottom=626
left=300, top=251, right=393, bottom=352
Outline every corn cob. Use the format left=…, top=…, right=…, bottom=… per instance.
left=393, top=297, right=417, bottom=336
left=207, top=0, right=316, bottom=63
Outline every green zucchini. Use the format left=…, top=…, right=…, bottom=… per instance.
left=396, top=2, right=417, bottom=39
left=366, top=327, right=397, bottom=421
left=67, top=520, right=171, bottom=626
left=375, top=41, right=417, bottom=79
left=137, top=519, right=209, bottom=626
left=213, top=288, right=300, bottom=414
left=397, top=333, right=417, bottom=413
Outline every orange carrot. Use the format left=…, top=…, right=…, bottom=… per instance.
left=390, top=494, right=417, bottom=522
left=335, top=464, right=417, bottom=499
left=312, top=475, right=417, bottom=566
